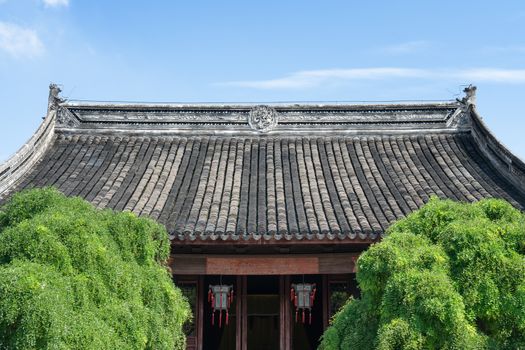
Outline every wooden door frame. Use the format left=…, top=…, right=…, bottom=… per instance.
left=173, top=276, right=203, bottom=350
left=177, top=273, right=347, bottom=350
left=236, top=276, right=290, bottom=350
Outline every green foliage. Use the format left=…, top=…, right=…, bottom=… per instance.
left=0, top=188, right=190, bottom=350
left=320, top=197, right=525, bottom=349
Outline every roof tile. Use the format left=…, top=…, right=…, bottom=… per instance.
left=7, top=134, right=525, bottom=241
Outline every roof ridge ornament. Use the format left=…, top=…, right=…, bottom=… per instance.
left=248, top=105, right=279, bottom=132
left=448, top=85, right=476, bottom=129
left=48, top=83, right=65, bottom=112
left=457, top=84, right=477, bottom=109
left=48, top=84, right=80, bottom=128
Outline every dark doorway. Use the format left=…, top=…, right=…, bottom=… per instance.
left=247, top=276, right=280, bottom=350
left=203, top=276, right=236, bottom=350
left=291, top=275, right=323, bottom=350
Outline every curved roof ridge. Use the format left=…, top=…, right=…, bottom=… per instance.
left=0, top=106, right=56, bottom=198
left=470, top=107, right=525, bottom=197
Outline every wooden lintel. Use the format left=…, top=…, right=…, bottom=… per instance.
left=171, top=253, right=358, bottom=275
left=171, top=256, right=206, bottom=275
left=207, top=257, right=319, bottom=275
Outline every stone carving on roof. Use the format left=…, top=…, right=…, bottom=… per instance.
left=48, top=83, right=80, bottom=128
left=447, top=85, right=477, bottom=129
left=48, top=84, right=65, bottom=111
left=248, top=105, right=278, bottom=132
left=74, top=109, right=248, bottom=123
left=67, top=106, right=454, bottom=125
left=56, top=106, right=81, bottom=128
left=458, top=84, right=477, bottom=108
left=57, top=100, right=461, bottom=132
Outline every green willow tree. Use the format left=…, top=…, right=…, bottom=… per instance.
left=0, top=188, right=190, bottom=350
left=320, top=197, right=525, bottom=350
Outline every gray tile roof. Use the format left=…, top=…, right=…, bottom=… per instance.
left=1, top=89, right=524, bottom=242
left=9, top=132, right=525, bottom=242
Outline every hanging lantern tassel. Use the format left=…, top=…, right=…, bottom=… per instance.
left=226, top=310, right=229, bottom=326
left=309, top=309, right=312, bottom=325
left=302, top=309, right=306, bottom=324
left=295, top=310, right=298, bottom=322
left=212, top=311, right=215, bottom=326
left=230, top=290, right=234, bottom=304
left=219, top=293, right=223, bottom=328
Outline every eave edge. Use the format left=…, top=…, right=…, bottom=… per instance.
left=470, top=107, right=525, bottom=196
left=0, top=110, right=56, bottom=200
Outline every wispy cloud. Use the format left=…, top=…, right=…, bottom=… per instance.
left=459, top=68, right=525, bottom=82
left=0, top=22, right=44, bottom=58
left=220, top=68, right=525, bottom=89
left=221, top=68, right=431, bottom=89
left=381, top=41, right=429, bottom=54
left=43, top=0, right=69, bottom=7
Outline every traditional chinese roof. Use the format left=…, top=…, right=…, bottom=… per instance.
left=1, top=86, right=524, bottom=243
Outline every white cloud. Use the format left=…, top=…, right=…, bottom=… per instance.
left=0, top=0, right=69, bottom=6
left=458, top=68, right=525, bottom=83
left=220, top=68, right=525, bottom=89
left=221, top=68, right=431, bottom=89
left=0, top=22, right=44, bottom=58
left=43, top=0, right=69, bottom=7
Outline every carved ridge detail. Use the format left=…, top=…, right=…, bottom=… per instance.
left=56, top=107, right=81, bottom=128
left=248, top=105, right=279, bottom=132
left=69, top=108, right=456, bottom=124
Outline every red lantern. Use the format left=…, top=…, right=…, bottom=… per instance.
left=208, top=285, right=234, bottom=328
left=291, top=283, right=316, bottom=324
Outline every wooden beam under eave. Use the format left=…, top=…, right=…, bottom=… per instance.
left=170, top=253, right=359, bottom=275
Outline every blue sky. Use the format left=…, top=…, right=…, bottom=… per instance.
left=1, top=0, right=525, bottom=161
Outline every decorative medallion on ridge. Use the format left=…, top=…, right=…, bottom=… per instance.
left=248, top=105, right=278, bottom=132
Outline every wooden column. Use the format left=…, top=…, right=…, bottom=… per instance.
left=280, top=276, right=285, bottom=350
left=235, top=276, right=240, bottom=350
left=197, top=276, right=204, bottom=350
left=322, top=275, right=329, bottom=330
left=279, top=276, right=291, bottom=350
left=240, top=276, right=247, bottom=350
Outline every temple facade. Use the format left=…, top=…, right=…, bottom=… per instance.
left=1, top=86, right=524, bottom=350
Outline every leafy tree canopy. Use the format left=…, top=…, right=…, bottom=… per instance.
left=320, top=197, right=525, bottom=350
left=0, top=188, right=190, bottom=350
